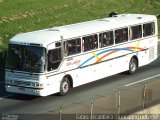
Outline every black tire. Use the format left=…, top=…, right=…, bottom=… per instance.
left=59, top=77, right=70, bottom=96
left=128, top=58, right=137, bottom=74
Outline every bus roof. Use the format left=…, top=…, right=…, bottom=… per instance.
left=9, top=14, right=157, bottom=47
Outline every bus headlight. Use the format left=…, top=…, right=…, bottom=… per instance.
left=32, top=83, right=36, bottom=87
left=36, top=83, right=44, bottom=89
left=32, top=82, right=44, bottom=89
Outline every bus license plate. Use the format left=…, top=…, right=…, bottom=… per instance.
left=19, top=87, right=25, bottom=91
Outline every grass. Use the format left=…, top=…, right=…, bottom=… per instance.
left=0, top=0, right=160, bottom=80
left=0, top=0, right=160, bottom=51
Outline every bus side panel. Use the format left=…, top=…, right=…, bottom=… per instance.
left=138, top=36, right=158, bottom=67
left=48, top=35, right=158, bottom=94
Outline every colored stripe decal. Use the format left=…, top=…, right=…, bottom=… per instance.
left=96, top=50, right=118, bottom=63
left=92, top=52, right=102, bottom=62
left=79, top=56, right=95, bottom=68
left=78, top=45, right=145, bottom=68
left=134, top=40, right=141, bottom=52
left=127, top=47, right=144, bottom=51
left=96, top=48, right=133, bottom=63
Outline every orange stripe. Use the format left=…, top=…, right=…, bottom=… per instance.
left=127, top=47, right=144, bottom=51
left=96, top=50, right=118, bottom=63
left=96, top=47, right=144, bottom=63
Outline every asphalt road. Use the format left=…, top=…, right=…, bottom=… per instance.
left=0, top=42, right=159, bottom=116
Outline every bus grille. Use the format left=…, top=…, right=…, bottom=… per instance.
left=13, top=81, right=31, bottom=86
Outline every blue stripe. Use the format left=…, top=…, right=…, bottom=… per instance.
left=78, top=48, right=134, bottom=68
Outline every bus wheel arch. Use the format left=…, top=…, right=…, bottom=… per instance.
left=128, top=56, right=138, bottom=74
left=59, top=74, right=73, bottom=96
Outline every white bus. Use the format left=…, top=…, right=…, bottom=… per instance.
left=5, top=14, right=158, bottom=96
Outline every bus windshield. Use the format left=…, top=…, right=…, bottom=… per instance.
left=6, top=44, right=46, bottom=73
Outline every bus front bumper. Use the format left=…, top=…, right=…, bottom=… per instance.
left=5, top=85, right=51, bottom=96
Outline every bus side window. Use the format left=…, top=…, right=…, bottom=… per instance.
left=99, top=31, right=113, bottom=48
left=64, top=38, right=81, bottom=56
left=83, top=34, right=98, bottom=52
left=47, top=48, right=61, bottom=71
left=143, top=22, right=155, bottom=37
left=130, top=25, right=142, bottom=40
left=115, top=28, right=128, bottom=44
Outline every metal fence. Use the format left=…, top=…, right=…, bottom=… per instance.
left=53, top=78, right=160, bottom=120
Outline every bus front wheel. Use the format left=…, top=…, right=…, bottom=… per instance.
left=59, top=77, right=70, bottom=96
left=128, top=58, right=138, bottom=74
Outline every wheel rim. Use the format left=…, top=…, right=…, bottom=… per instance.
left=130, top=59, right=136, bottom=72
left=62, top=81, right=69, bottom=93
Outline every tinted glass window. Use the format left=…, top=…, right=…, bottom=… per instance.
left=6, top=45, right=46, bottom=73
left=64, top=38, right=81, bottom=56
left=130, top=25, right=142, bottom=40
left=99, top=31, right=113, bottom=48
left=143, top=22, right=155, bottom=37
left=115, top=28, right=128, bottom=44
left=48, top=48, right=61, bottom=71
left=83, top=34, right=98, bottom=52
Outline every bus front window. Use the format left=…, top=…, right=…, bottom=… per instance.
left=6, top=44, right=46, bottom=73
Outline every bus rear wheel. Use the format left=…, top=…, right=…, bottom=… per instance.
left=59, top=77, right=70, bottom=96
left=128, top=58, right=137, bottom=74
